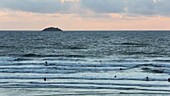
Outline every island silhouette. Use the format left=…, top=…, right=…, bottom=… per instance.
left=42, top=27, right=62, bottom=31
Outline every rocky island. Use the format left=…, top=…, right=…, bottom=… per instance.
left=42, top=27, right=62, bottom=31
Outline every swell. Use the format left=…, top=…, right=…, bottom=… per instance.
left=22, top=54, right=86, bottom=58
left=1, top=81, right=170, bottom=87
left=1, top=84, right=170, bottom=93
left=114, top=42, right=150, bottom=47
left=0, top=76, right=167, bottom=81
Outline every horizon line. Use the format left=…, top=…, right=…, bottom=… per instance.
left=0, top=29, right=170, bottom=31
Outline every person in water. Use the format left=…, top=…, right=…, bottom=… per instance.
left=45, top=61, right=48, bottom=66
left=44, top=77, right=47, bottom=81
left=168, top=78, right=170, bottom=82
left=146, top=77, right=149, bottom=81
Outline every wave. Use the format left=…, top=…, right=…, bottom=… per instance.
left=0, top=67, right=124, bottom=74
left=0, top=76, right=168, bottom=81
left=119, top=51, right=160, bottom=55
left=22, top=54, right=86, bottom=58
left=153, top=59, right=170, bottom=62
left=0, top=45, right=14, bottom=48
left=114, top=42, right=150, bottom=47
left=50, top=42, right=88, bottom=49
left=141, top=67, right=164, bottom=73
left=63, top=45, right=87, bottom=49
left=2, top=81, right=170, bottom=95
left=14, top=58, right=32, bottom=61
left=1, top=84, right=170, bottom=92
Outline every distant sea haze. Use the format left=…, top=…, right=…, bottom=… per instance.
left=0, top=31, right=170, bottom=95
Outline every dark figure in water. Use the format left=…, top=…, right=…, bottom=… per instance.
left=114, top=75, right=117, bottom=78
left=146, top=77, right=149, bottom=81
left=168, top=78, right=170, bottom=82
left=120, top=68, right=122, bottom=70
left=45, top=61, right=48, bottom=66
left=44, top=77, right=47, bottom=81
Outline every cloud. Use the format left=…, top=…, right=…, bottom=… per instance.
left=80, top=0, right=170, bottom=16
left=0, top=0, right=170, bottom=17
left=0, top=0, right=77, bottom=13
left=80, top=0, right=125, bottom=13
left=125, top=0, right=156, bottom=15
left=61, top=0, right=79, bottom=3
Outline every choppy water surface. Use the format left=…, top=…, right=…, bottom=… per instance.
left=0, top=31, right=170, bottom=96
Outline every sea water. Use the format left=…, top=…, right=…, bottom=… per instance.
left=0, top=31, right=170, bottom=96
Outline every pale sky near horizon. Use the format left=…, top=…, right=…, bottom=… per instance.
left=0, top=0, right=170, bottom=30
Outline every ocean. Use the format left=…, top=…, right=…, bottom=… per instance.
left=0, top=31, right=170, bottom=96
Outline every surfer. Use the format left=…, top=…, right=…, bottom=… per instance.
left=45, top=61, right=48, bottom=66
left=44, top=77, right=47, bottom=81
left=168, top=78, right=170, bottom=82
left=146, top=77, right=149, bottom=81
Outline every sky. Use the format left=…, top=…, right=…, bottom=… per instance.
left=0, top=0, right=170, bottom=30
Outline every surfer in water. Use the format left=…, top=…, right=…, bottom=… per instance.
left=44, top=77, right=47, bottom=81
left=45, top=61, right=48, bottom=66
left=146, top=77, right=149, bottom=81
